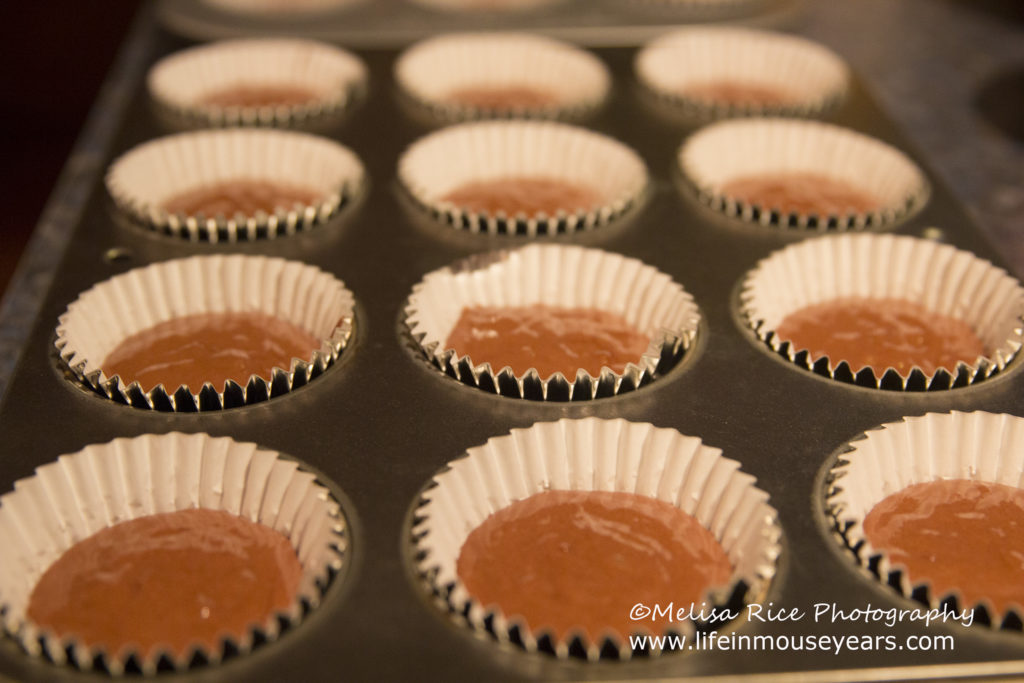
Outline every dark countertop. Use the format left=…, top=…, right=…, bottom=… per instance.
left=1, top=0, right=1021, bottom=399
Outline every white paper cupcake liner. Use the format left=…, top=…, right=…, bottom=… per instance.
left=404, top=244, right=700, bottom=400
left=395, top=33, right=609, bottom=122
left=740, top=233, right=1024, bottom=390
left=106, top=129, right=365, bottom=242
left=678, top=118, right=929, bottom=230
left=55, top=254, right=355, bottom=411
left=397, top=120, right=648, bottom=236
left=148, top=39, right=367, bottom=128
left=826, top=411, right=1024, bottom=630
left=636, top=27, right=849, bottom=120
left=412, top=418, right=781, bottom=660
left=0, top=432, right=347, bottom=674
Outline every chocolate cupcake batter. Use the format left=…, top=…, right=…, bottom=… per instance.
left=441, top=177, right=604, bottom=216
left=681, top=80, right=798, bottom=107
left=444, top=304, right=649, bottom=377
left=102, top=311, right=319, bottom=391
left=162, top=179, right=322, bottom=217
left=457, top=490, right=732, bottom=642
left=445, top=85, right=560, bottom=110
left=863, top=479, right=1024, bottom=615
left=27, top=508, right=302, bottom=660
left=199, top=84, right=320, bottom=109
left=720, top=171, right=880, bottom=216
left=774, top=297, right=985, bottom=376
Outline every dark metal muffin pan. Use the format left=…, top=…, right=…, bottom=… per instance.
left=1, top=20, right=1024, bottom=683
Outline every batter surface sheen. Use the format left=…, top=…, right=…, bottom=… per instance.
left=457, top=490, right=732, bottom=642
left=27, top=508, right=302, bottom=659
left=681, top=80, right=798, bottom=107
left=720, top=171, right=880, bottom=215
left=442, top=177, right=604, bottom=216
left=774, top=296, right=985, bottom=375
left=445, top=85, right=561, bottom=110
left=162, top=178, right=322, bottom=217
left=102, top=311, right=319, bottom=391
left=199, top=84, right=321, bottom=108
left=863, top=479, right=1024, bottom=614
left=444, top=304, right=649, bottom=377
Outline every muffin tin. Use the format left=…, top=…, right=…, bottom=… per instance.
left=1, top=23, right=1024, bottom=683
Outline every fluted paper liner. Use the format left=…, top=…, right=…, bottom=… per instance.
left=148, top=39, right=367, bottom=128
left=412, top=418, right=781, bottom=659
left=636, top=27, right=848, bottom=120
left=826, top=411, right=1024, bottom=630
left=0, top=432, right=346, bottom=674
left=741, top=233, right=1024, bottom=390
left=56, top=254, right=355, bottom=411
left=106, top=129, right=365, bottom=242
left=405, top=244, right=699, bottom=400
left=398, top=120, right=647, bottom=236
left=395, top=33, right=609, bottom=121
left=678, top=118, right=928, bottom=230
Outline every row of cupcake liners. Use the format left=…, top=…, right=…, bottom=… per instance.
left=106, top=119, right=931, bottom=245
left=4, top=37, right=1024, bottom=679
left=50, top=232, right=1023, bottom=412
left=149, top=28, right=854, bottom=133
left=15, top=413, right=1022, bottom=673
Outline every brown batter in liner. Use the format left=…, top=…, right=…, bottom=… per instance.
left=198, top=84, right=321, bottom=109
left=102, top=311, right=320, bottom=392
left=720, top=171, right=881, bottom=216
left=441, top=177, right=604, bottom=217
left=162, top=179, right=323, bottom=218
left=27, top=508, right=302, bottom=661
left=444, top=304, right=650, bottom=378
left=457, top=490, right=732, bottom=643
left=863, top=479, right=1024, bottom=615
left=445, top=85, right=561, bottom=110
left=681, top=80, right=800, bottom=107
left=774, top=296, right=985, bottom=376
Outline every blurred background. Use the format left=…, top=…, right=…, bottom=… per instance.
left=2, top=0, right=1021, bottom=298
left=1, top=2, right=141, bottom=296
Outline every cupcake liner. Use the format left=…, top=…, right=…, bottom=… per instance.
left=399, top=122, right=647, bottom=237
left=636, top=27, right=849, bottom=120
left=678, top=118, right=929, bottom=230
left=394, top=33, right=610, bottom=122
left=826, top=411, right=1024, bottom=630
left=412, top=417, right=781, bottom=660
left=106, top=129, right=365, bottom=242
left=147, top=39, right=367, bottom=128
left=404, top=244, right=699, bottom=400
left=740, top=233, right=1024, bottom=390
left=0, top=432, right=346, bottom=674
left=397, top=120, right=647, bottom=236
left=55, top=254, right=355, bottom=411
